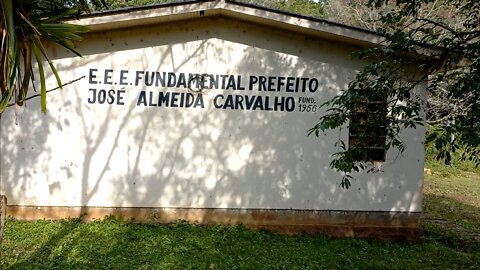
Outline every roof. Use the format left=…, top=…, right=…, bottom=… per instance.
left=69, top=0, right=383, bottom=47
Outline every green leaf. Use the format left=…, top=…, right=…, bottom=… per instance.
left=32, top=44, right=47, bottom=113
left=39, top=8, right=81, bottom=23
left=36, top=41, right=63, bottom=89
left=18, top=44, right=32, bottom=105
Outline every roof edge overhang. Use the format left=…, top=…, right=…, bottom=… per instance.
left=68, top=0, right=384, bottom=48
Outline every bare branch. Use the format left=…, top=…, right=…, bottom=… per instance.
left=6, top=76, right=86, bottom=108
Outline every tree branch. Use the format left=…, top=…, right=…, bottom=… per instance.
left=6, top=76, right=86, bottom=108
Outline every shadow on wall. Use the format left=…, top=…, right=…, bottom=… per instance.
left=0, top=16, right=424, bottom=216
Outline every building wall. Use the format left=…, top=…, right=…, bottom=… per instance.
left=0, top=17, right=425, bottom=213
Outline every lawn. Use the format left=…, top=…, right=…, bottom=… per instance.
left=1, top=169, right=479, bottom=269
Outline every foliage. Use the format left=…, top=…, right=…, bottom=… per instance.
left=89, top=0, right=327, bottom=18
left=0, top=0, right=89, bottom=114
left=310, top=0, right=480, bottom=188
left=425, top=125, right=480, bottom=176
left=265, top=0, right=326, bottom=18
left=89, top=0, right=170, bottom=11
left=324, top=0, right=387, bottom=30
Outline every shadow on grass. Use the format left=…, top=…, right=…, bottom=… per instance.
left=4, top=218, right=326, bottom=269
left=3, top=177, right=480, bottom=269
left=3, top=218, right=263, bottom=269
left=2, top=215, right=480, bottom=270
left=422, top=193, right=480, bottom=253
left=5, top=218, right=84, bottom=269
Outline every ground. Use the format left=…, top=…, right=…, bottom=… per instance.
left=0, top=168, right=479, bottom=269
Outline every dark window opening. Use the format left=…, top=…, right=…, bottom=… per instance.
left=348, top=98, right=387, bottom=162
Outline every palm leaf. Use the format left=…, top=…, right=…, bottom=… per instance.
left=0, top=0, right=90, bottom=113
left=17, top=42, right=32, bottom=105
left=37, top=42, right=63, bottom=90
left=0, top=0, right=17, bottom=111
left=32, top=7, right=80, bottom=23
left=32, top=44, right=47, bottom=113
left=0, top=45, right=18, bottom=110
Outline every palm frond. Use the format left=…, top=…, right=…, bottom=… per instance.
left=0, top=0, right=89, bottom=113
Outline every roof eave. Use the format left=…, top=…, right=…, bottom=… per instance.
left=68, top=0, right=383, bottom=47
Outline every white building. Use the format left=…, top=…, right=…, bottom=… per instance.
left=0, top=0, right=425, bottom=240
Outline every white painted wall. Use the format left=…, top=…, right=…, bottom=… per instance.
left=0, top=17, right=425, bottom=212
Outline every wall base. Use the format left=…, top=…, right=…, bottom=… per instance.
left=7, top=206, right=421, bottom=242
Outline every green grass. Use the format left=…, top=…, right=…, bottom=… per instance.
left=1, top=216, right=479, bottom=270
left=1, top=166, right=479, bottom=269
left=422, top=167, right=480, bottom=255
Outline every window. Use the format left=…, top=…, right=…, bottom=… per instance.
left=348, top=96, right=387, bottom=162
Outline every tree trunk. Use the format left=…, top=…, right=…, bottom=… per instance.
left=0, top=195, right=6, bottom=257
